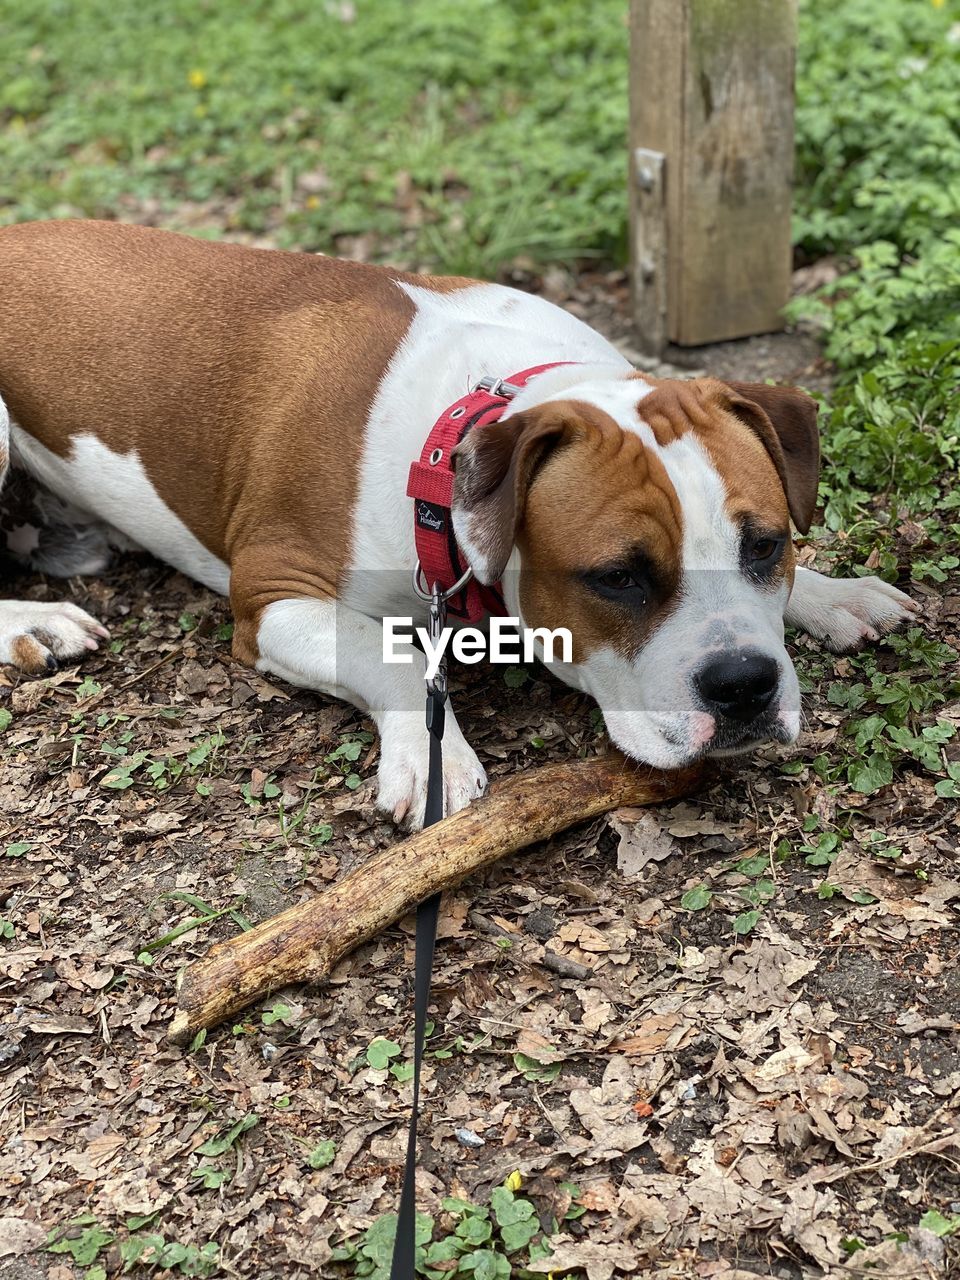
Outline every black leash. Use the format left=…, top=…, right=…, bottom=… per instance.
left=390, top=582, right=449, bottom=1280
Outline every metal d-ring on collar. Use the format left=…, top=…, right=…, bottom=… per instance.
left=411, top=561, right=474, bottom=605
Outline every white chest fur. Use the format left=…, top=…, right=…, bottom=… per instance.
left=341, top=281, right=630, bottom=620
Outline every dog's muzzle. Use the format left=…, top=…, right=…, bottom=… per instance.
left=692, top=649, right=792, bottom=754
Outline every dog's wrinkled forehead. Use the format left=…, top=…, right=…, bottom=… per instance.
left=629, top=377, right=793, bottom=554
left=528, top=375, right=794, bottom=559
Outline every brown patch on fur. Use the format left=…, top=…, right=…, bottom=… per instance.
left=636, top=378, right=788, bottom=517
left=633, top=377, right=811, bottom=594
left=0, top=220, right=479, bottom=663
left=696, top=392, right=798, bottom=591
left=460, top=400, right=684, bottom=664
left=635, top=376, right=819, bottom=534
left=722, top=381, right=820, bottom=533
left=10, top=632, right=52, bottom=674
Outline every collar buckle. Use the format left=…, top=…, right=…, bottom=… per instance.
left=473, top=374, right=524, bottom=399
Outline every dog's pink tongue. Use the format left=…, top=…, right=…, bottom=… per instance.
left=689, top=712, right=716, bottom=751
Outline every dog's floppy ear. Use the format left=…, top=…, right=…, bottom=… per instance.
left=451, top=405, right=578, bottom=583
left=721, top=382, right=821, bottom=534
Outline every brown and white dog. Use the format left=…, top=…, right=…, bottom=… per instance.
left=0, top=220, right=917, bottom=825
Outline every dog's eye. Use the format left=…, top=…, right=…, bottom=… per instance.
left=751, top=539, right=777, bottom=561
left=585, top=567, right=649, bottom=606
left=749, top=537, right=782, bottom=563
left=597, top=569, right=634, bottom=591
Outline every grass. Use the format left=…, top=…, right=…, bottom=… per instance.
left=0, top=0, right=631, bottom=277
left=3, top=1, right=959, bottom=274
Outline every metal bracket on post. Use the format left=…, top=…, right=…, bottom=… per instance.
left=630, top=147, right=667, bottom=357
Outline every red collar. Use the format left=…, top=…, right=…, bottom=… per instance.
left=406, top=363, right=571, bottom=622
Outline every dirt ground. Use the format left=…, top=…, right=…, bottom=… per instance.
left=0, top=275, right=957, bottom=1280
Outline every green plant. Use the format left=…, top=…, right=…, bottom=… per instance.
left=45, top=1215, right=218, bottom=1277
left=136, top=891, right=249, bottom=965
left=782, top=1, right=960, bottom=826
left=789, top=0, right=960, bottom=566
left=919, top=1209, right=960, bottom=1238
left=185, top=1113, right=260, bottom=1196
left=512, top=1052, right=561, bottom=1085
left=120, top=1233, right=220, bottom=1275
left=191, top=1164, right=228, bottom=1190
left=306, top=1139, right=336, bottom=1170
left=47, top=1218, right=113, bottom=1266
left=100, top=731, right=227, bottom=793
left=257, top=767, right=335, bottom=856
left=0, top=0, right=633, bottom=274
left=195, top=1112, right=259, bottom=1158
left=261, top=1001, right=292, bottom=1027
left=680, top=885, right=712, bottom=912
left=331, top=1178, right=573, bottom=1279
left=818, top=636, right=959, bottom=794
left=240, top=772, right=281, bottom=806
left=362, top=1035, right=417, bottom=1082
left=365, top=1036, right=402, bottom=1070
left=332, top=1212, right=432, bottom=1280
left=794, top=1, right=960, bottom=259
left=325, top=731, right=374, bottom=790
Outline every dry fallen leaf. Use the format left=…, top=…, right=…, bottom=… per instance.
left=569, top=1057, right=652, bottom=1159
left=608, top=808, right=677, bottom=878
left=749, top=1044, right=819, bottom=1085
left=662, top=802, right=743, bottom=839
left=608, top=1012, right=691, bottom=1056
left=526, top=1236, right=643, bottom=1279
left=576, top=1179, right=618, bottom=1213
left=0, top=1215, right=47, bottom=1258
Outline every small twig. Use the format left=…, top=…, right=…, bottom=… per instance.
left=532, top=1088, right=567, bottom=1141
left=468, top=909, right=514, bottom=940
left=540, top=949, right=591, bottom=980
left=118, top=640, right=190, bottom=690
left=73, top=641, right=189, bottom=714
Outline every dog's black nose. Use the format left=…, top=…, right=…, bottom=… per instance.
left=695, top=651, right=779, bottom=723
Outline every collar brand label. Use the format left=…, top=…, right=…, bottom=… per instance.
left=416, top=501, right=446, bottom=534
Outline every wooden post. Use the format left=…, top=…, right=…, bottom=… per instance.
left=629, top=0, right=797, bottom=351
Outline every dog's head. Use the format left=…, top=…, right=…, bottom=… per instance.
left=451, top=373, right=819, bottom=768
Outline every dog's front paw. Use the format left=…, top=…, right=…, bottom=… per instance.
left=376, top=712, right=487, bottom=829
left=799, top=574, right=919, bottom=652
left=0, top=599, right=110, bottom=675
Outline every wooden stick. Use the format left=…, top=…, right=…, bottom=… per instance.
left=168, top=754, right=703, bottom=1044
